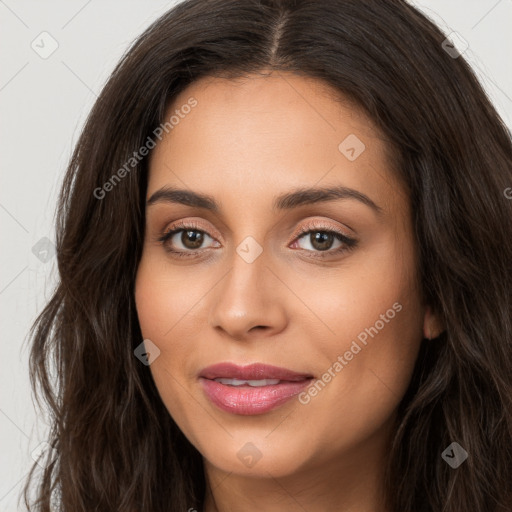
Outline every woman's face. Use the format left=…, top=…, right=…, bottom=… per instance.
left=135, top=71, right=436, bottom=480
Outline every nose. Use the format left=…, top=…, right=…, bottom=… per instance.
left=208, top=251, right=288, bottom=341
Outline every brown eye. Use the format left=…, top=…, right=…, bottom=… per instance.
left=308, top=231, right=336, bottom=251
left=161, top=228, right=213, bottom=251
left=157, top=221, right=220, bottom=259
left=294, top=229, right=356, bottom=254
left=179, top=229, right=204, bottom=249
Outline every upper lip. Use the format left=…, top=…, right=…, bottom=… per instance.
left=199, top=362, right=313, bottom=382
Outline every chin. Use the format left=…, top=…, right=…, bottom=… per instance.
left=199, top=432, right=314, bottom=478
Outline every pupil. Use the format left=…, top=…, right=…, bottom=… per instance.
left=312, top=231, right=333, bottom=251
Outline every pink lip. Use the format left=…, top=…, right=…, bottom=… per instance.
left=199, top=363, right=313, bottom=415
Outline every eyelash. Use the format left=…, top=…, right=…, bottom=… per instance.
left=157, top=220, right=358, bottom=260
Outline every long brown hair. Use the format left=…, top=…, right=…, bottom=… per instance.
left=22, top=0, right=512, bottom=510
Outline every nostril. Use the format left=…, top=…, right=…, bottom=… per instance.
left=250, top=325, right=267, bottom=332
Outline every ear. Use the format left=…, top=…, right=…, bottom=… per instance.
left=422, top=305, right=444, bottom=340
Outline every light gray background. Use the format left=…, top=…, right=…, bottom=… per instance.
left=1, top=0, right=511, bottom=510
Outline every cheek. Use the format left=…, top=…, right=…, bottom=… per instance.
left=134, top=252, right=206, bottom=402
left=135, top=259, right=190, bottom=372
left=301, top=236, right=423, bottom=397
left=135, top=262, right=204, bottom=446
left=301, top=234, right=422, bottom=359
left=306, top=243, right=423, bottom=431
left=134, top=251, right=201, bottom=341
left=134, top=279, right=160, bottom=340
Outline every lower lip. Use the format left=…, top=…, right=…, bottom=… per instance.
left=200, top=378, right=312, bottom=415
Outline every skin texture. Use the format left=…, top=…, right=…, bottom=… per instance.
left=135, top=71, right=443, bottom=512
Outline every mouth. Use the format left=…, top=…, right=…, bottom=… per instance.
left=210, top=377, right=285, bottom=386
left=199, top=363, right=314, bottom=415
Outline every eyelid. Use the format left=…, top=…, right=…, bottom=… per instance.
left=161, top=218, right=221, bottom=240
left=290, top=217, right=355, bottom=240
left=161, top=217, right=353, bottom=240
left=157, top=217, right=357, bottom=257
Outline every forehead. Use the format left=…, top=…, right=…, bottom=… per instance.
left=148, top=71, right=404, bottom=218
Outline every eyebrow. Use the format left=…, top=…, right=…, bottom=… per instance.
left=147, top=185, right=382, bottom=215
